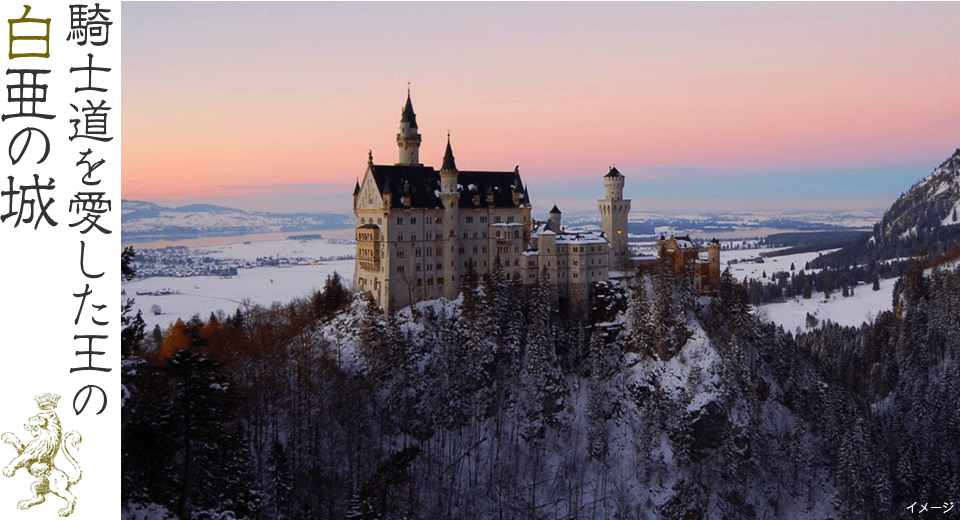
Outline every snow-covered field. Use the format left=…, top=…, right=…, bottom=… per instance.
left=125, top=237, right=356, bottom=331
left=201, top=238, right=353, bottom=262
left=760, top=277, right=896, bottom=333
left=720, top=247, right=898, bottom=332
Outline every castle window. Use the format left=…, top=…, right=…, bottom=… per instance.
left=480, top=216, right=488, bottom=223
left=378, top=218, right=382, bottom=224
left=483, top=232, right=487, bottom=238
left=514, top=259, right=519, bottom=266
left=426, top=248, right=432, bottom=257
left=473, top=232, right=478, bottom=238
left=507, top=216, right=514, bottom=223
left=416, top=264, right=422, bottom=271
left=396, top=250, right=404, bottom=258
left=482, top=246, right=487, bottom=253
left=426, top=264, right=432, bottom=271
left=398, top=234, right=403, bottom=242
left=418, top=279, right=422, bottom=286
left=574, top=273, right=578, bottom=278
left=514, top=230, right=519, bottom=238
left=463, top=232, right=468, bottom=239
left=494, top=216, right=501, bottom=223
left=426, top=233, right=432, bottom=241
left=496, top=231, right=501, bottom=238
left=436, top=247, right=441, bottom=256
left=410, top=217, right=417, bottom=224
left=436, top=262, right=442, bottom=270
left=397, top=217, right=403, bottom=225
left=473, top=246, right=478, bottom=253
left=427, top=278, right=434, bottom=285
left=458, top=247, right=465, bottom=254
left=411, top=234, right=417, bottom=241
left=515, top=246, right=519, bottom=253
left=415, top=249, right=422, bottom=257
left=465, top=216, right=474, bottom=224
left=396, top=266, right=405, bottom=273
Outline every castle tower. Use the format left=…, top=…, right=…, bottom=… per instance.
left=599, top=166, right=631, bottom=270
left=440, top=133, right=460, bottom=299
left=396, top=89, right=422, bottom=165
left=548, top=204, right=562, bottom=231
left=707, top=239, right=721, bottom=290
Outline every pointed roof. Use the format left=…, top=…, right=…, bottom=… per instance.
left=550, top=204, right=561, bottom=214
left=353, top=180, right=361, bottom=196
left=401, top=90, right=418, bottom=128
left=441, top=133, right=457, bottom=172
left=604, top=165, right=623, bottom=178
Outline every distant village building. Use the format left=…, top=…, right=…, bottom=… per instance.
left=352, top=91, right=719, bottom=312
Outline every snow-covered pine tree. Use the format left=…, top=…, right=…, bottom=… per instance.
left=519, top=268, right=564, bottom=441
left=586, top=330, right=609, bottom=461
left=266, top=438, right=293, bottom=520
left=626, top=274, right=653, bottom=358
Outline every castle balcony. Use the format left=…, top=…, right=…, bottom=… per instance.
left=357, top=224, right=381, bottom=272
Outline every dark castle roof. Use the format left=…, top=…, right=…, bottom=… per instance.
left=604, top=166, right=623, bottom=178
left=401, top=93, right=418, bottom=128
left=368, top=164, right=528, bottom=209
left=457, top=170, right=528, bottom=209
left=441, top=138, right=457, bottom=172
left=550, top=204, right=561, bottom=214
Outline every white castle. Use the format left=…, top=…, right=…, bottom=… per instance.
left=353, top=91, right=634, bottom=313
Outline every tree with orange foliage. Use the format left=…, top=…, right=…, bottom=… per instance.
left=198, top=313, right=224, bottom=359
left=155, top=318, right=190, bottom=365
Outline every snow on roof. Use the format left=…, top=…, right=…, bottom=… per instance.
left=554, top=233, right=608, bottom=245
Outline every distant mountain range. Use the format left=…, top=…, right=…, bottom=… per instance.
left=123, top=199, right=878, bottom=244
left=121, top=200, right=354, bottom=242
left=813, top=148, right=960, bottom=268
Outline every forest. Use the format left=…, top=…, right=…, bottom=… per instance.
left=121, top=249, right=960, bottom=520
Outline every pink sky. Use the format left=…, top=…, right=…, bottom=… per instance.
left=122, top=2, right=959, bottom=213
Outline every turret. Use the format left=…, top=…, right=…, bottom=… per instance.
left=599, top=165, right=631, bottom=270
left=707, top=238, right=721, bottom=289
left=440, top=132, right=458, bottom=197
left=603, top=165, right=625, bottom=200
left=549, top=204, right=562, bottom=231
left=396, top=89, right=422, bottom=165
left=440, top=133, right=460, bottom=299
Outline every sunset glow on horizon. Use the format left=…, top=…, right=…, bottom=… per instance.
left=122, top=2, right=960, bottom=213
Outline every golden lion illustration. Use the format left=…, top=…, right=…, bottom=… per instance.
left=2, top=410, right=82, bottom=517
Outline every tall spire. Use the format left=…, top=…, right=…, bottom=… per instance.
left=397, top=87, right=422, bottom=165
left=441, top=131, right=457, bottom=172
left=401, top=89, right=417, bottom=129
